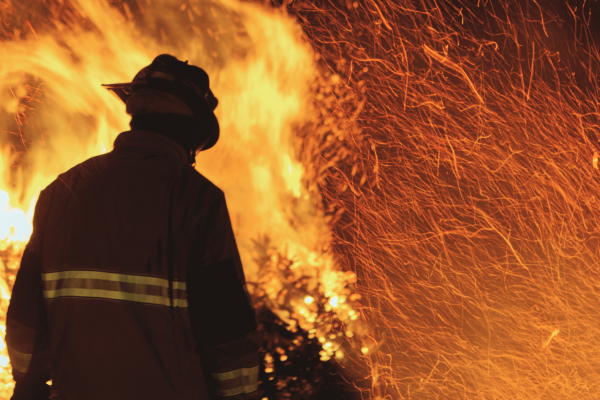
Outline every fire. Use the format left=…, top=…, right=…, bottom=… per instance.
left=0, top=190, right=32, bottom=246
left=292, top=0, right=600, bottom=398
left=0, top=0, right=364, bottom=397
left=9, top=0, right=599, bottom=398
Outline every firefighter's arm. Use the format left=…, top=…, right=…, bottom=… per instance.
left=7, top=193, right=51, bottom=400
left=187, top=194, right=261, bottom=399
left=190, top=256, right=260, bottom=399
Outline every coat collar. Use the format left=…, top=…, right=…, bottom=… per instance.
left=113, top=130, right=188, bottom=162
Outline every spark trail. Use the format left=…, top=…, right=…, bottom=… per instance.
left=293, top=0, right=600, bottom=398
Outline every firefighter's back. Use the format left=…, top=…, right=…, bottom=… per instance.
left=40, top=130, right=218, bottom=400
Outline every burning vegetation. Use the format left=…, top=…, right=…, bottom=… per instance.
left=2, top=0, right=600, bottom=399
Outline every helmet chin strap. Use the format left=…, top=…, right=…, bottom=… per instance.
left=189, top=147, right=197, bottom=167
left=189, top=122, right=216, bottom=166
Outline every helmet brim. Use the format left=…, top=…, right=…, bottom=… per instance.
left=102, top=82, right=146, bottom=103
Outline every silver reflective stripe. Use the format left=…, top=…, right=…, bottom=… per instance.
left=212, top=365, right=259, bottom=381
left=42, top=271, right=188, bottom=308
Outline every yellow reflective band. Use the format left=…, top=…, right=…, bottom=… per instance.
left=10, top=362, right=29, bottom=374
left=212, top=365, right=259, bottom=381
left=42, top=271, right=188, bottom=308
left=8, top=345, right=32, bottom=372
left=43, top=270, right=186, bottom=290
left=213, top=365, right=259, bottom=397
left=7, top=345, right=32, bottom=362
left=8, top=345, right=51, bottom=374
left=215, top=383, right=259, bottom=398
left=44, top=288, right=188, bottom=307
left=172, top=281, right=186, bottom=290
left=244, top=382, right=259, bottom=393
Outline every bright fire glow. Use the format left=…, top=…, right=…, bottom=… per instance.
left=6, top=0, right=597, bottom=398
left=0, top=0, right=361, bottom=397
left=0, top=190, right=33, bottom=246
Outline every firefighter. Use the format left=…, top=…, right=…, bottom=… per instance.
left=7, top=54, right=261, bottom=400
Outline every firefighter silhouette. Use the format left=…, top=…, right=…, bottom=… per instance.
left=7, top=55, right=261, bottom=400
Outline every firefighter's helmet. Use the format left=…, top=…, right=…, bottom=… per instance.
left=102, top=54, right=219, bottom=151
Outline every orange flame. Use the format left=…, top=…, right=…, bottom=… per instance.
left=0, top=0, right=363, bottom=397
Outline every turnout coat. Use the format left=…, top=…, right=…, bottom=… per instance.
left=6, top=130, right=260, bottom=400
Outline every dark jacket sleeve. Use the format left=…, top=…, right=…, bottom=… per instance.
left=7, top=192, right=51, bottom=400
left=187, top=193, right=261, bottom=400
